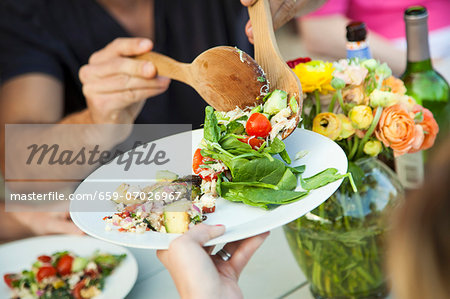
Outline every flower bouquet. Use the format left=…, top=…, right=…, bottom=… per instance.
left=283, top=58, right=439, bottom=298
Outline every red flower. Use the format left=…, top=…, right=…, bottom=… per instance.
left=286, top=57, right=312, bottom=69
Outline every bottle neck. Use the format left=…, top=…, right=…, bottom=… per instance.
left=405, top=14, right=431, bottom=64
left=405, top=59, right=433, bottom=73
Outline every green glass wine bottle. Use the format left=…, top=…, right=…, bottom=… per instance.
left=401, top=6, right=450, bottom=139
left=396, top=6, right=449, bottom=189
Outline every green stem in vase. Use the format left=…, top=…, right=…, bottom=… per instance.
left=328, top=93, right=337, bottom=112
left=312, top=246, right=320, bottom=288
left=356, top=107, right=383, bottom=158
left=314, top=90, right=321, bottom=115
left=336, top=89, right=346, bottom=113
left=348, top=137, right=359, bottom=161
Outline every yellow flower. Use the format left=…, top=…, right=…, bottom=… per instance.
left=363, top=140, right=382, bottom=156
left=336, top=114, right=355, bottom=140
left=292, top=60, right=334, bottom=94
left=312, top=112, right=342, bottom=140
left=349, top=105, right=373, bottom=130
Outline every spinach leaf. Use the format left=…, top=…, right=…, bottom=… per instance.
left=279, top=149, right=292, bottom=164
left=200, top=148, right=233, bottom=169
left=220, top=186, right=308, bottom=209
left=220, top=181, right=279, bottom=190
left=289, top=165, right=306, bottom=175
left=276, top=168, right=298, bottom=190
left=219, top=135, right=253, bottom=155
left=264, top=137, right=285, bottom=154
left=226, top=120, right=245, bottom=135
left=204, top=106, right=220, bottom=143
left=301, top=168, right=356, bottom=192
left=233, top=157, right=286, bottom=184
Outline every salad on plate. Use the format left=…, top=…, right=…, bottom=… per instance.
left=102, top=89, right=354, bottom=234
left=3, top=251, right=126, bottom=299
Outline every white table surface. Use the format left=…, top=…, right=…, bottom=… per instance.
left=126, top=227, right=313, bottom=299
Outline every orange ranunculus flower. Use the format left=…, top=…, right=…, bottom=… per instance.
left=408, top=124, right=425, bottom=153
left=375, top=104, right=416, bottom=157
left=292, top=60, right=334, bottom=94
left=412, top=105, right=439, bottom=150
left=382, top=76, right=407, bottom=95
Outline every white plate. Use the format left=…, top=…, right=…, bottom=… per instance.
left=0, top=235, right=138, bottom=299
left=70, top=128, right=347, bottom=249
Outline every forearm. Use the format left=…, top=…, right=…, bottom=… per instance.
left=298, top=16, right=406, bottom=75
left=3, top=112, right=126, bottom=192
left=0, top=201, right=34, bottom=241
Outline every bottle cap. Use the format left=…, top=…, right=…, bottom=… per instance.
left=346, top=21, right=367, bottom=42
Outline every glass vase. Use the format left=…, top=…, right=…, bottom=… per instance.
left=284, top=157, right=403, bottom=299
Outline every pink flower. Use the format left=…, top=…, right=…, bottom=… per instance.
left=333, top=59, right=368, bottom=86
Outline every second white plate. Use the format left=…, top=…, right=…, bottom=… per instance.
left=0, top=235, right=137, bottom=299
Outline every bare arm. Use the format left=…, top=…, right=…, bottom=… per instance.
left=0, top=38, right=170, bottom=237
left=1, top=38, right=170, bottom=186
left=298, top=15, right=406, bottom=75
left=0, top=74, right=112, bottom=186
left=0, top=74, right=87, bottom=237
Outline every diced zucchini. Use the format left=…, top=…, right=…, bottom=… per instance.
left=289, top=96, right=299, bottom=114
left=72, top=257, right=89, bottom=272
left=164, top=200, right=191, bottom=234
left=164, top=212, right=189, bottom=233
left=263, top=89, right=287, bottom=115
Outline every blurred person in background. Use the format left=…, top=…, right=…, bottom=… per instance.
left=0, top=0, right=325, bottom=236
left=298, top=0, right=450, bottom=76
left=387, top=134, right=450, bottom=299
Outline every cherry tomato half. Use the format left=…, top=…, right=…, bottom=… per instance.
left=246, top=113, right=272, bottom=138
left=36, top=266, right=57, bottom=282
left=238, top=136, right=265, bottom=150
left=192, top=148, right=218, bottom=181
left=57, top=255, right=74, bottom=276
left=202, top=206, right=216, bottom=213
left=37, top=255, right=52, bottom=263
left=192, top=148, right=203, bottom=174
left=3, top=274, right=18, bottom=289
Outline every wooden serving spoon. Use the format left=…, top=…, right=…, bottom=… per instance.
left=135, top=46, right=266, bottom=111
left=248, top=0, right=303, bottom=139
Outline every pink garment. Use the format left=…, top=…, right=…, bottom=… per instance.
left=306, top=0, right=450, bottom=40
